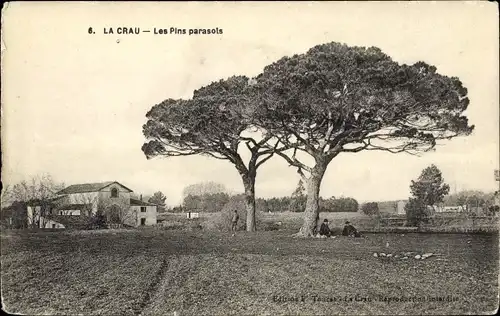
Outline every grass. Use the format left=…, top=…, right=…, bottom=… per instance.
left=1, top=228, right=498, bottom=315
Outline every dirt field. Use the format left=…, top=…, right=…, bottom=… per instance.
left=1, top=229, right=498, bottom=315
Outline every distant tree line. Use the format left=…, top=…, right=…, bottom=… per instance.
left=175, top=181, right=360, bottom=213
left=178, top=192, right=359, bottom=213
left=259, top=195, right=360, bottom=213
left=183, top=192, right=230, bottom=213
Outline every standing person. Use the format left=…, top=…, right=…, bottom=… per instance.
left=231, top=210, right=239, bottom=231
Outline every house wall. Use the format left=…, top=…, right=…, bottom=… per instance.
left=98, top=184, right=132, bottom=225
left=66, top=192, right=99, bottom=213
left=26, top=206, right=40, bottom=227
left=131, top=205, right=157, bottom=226
left=57, top=209, right=81, bottom=215
left=98, top=183, right=131, bottom=208
left=396, top=201, right=407, bottom=215
left=186, top=212, right=200, bottom=219
left=55, top=184, right=132, bottom=216
left=27, top=206, right=65, bottom=228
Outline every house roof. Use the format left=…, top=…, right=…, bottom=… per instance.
left=26, top=199, right=55, bottom=207
left=130, top=198, right=157, bottom=207
left=51, top=196, right=67, bottom=203
left=56, top=181, right=133, bottom=195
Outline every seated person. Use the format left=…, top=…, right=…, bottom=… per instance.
left=319, top=219, right=333, bottom=237
left=342, top=221, right=361, bottom=237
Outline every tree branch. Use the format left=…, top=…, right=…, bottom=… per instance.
left=255, top=152, right=274, bottom=169
left=275, top=150, right=312, bottom=174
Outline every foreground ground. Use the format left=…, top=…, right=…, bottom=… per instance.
left=1, top=229, right=498, bottom=315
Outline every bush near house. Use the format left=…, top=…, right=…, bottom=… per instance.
left=1, top=202, right=28, bottom=229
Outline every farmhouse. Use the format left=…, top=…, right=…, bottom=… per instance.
left=27, top=181, right=157, bottom=229
left=130, top=198, right=157, bottom=226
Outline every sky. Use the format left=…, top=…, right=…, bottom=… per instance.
left=2, top=1, right=499, bottom=206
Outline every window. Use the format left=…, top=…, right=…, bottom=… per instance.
left=52, top=224, right=56, bottom=228
left=140, top=207, right=146, bottom=213
left=111, top=188, right=118, bottom=198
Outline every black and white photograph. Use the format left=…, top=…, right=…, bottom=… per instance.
left=1, top=1, right=499, bottom=315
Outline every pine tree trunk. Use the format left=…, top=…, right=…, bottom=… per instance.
left=243, top=175, right=256, bottom=232
left=295, top=162, right=328, bottom=237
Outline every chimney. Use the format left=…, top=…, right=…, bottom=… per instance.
left=140, top=194, right=143, bottom=201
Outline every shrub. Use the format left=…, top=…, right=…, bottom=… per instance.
left=88, top=214, right=107, bottom=229
left=320, top=197, right=359, bottom=212
left=405, top=198, right=430, bottom=226
left=487, top=205, right=499, bottom=216
left=361, top=202, right=380, bottom=216
left=201, top=194, right=262, bottom=231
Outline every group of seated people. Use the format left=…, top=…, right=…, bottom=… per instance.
left=319, top=219, right=361, bottom=237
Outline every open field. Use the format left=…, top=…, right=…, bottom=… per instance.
left=159, top=211, right=499, bottom=234
left=1, top=229, right=498, bottom=315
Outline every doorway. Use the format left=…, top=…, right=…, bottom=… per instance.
left=140, top=218, right=146, bottom=226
